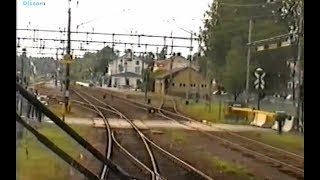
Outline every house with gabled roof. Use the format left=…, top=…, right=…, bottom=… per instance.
left=107, top=50, right=150, bottom=89
left=153, top=53, right=199, bottom=72
left=153, top=66, right=209, bottom=97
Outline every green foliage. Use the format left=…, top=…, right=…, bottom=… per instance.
left=223, top=38, right=246, bottom=99
left=200, top=0, right=294, bottom=94
left=71, top=46, right=118, bottom=81
left=17, top=125, right=90, bottom=180
left=16, top=56, right=56, bottom=76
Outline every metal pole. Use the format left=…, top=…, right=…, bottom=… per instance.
left=218, top=94, right=222, bottom=120
left=206, top=58, right=212, bottom=112
left=64, top=2, right=71, bottom=113
left=20, top=49, right=26, bottom=87
left=186, top=32, right=193, bottom=103
left=168, top=57, right=173, bottom=94
left=257, top=92, right=261, bottom=110
left=296, top=5, right=304, bottom=128
left=55, top=50, right=59, bottom=87
left=291, top=62, right=296, bottom=103
left=245, top=19, right=253, bottom=106
left=19, top=48, right=27, bottom=116
left=144, top=64, right=148, bottom=102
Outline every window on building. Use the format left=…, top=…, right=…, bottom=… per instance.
left=201, top=84, right=204, bottom=88
left=204, top=84, right=207, bottom=88
left=180, top=83, right=182, bottom=87
left=172, top=83, right=175, bottom=86
left=136, top=61, right=140, bottom=65
left=183, top=84, right=186, bottom=87
left=120, top=59, right=123, bottom=63
left=135, top=67, right=141, bottom=73
left=118, top=65, right=124, bottom=72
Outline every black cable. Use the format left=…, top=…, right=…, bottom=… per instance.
left=17, top=37, right=193, bottom=49
left=17, top=46, right=151, bottom=56
left=16, top=113, right=100, bottom=180
left=16, top=83, right=135, bottom=180
left=17, top=28, right=199, bottom=41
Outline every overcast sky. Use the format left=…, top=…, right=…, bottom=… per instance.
left=17, top=0, right=213, bottom=58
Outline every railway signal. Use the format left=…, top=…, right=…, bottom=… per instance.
left=254, top=68, right=266, bottom=110
left=254, top=68, right=266, bottom=90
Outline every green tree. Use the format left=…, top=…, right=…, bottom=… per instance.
left=200, top=0, right=293, bottom=93
left=223, top=37, right=246, bottom=101
left=71, top=46, right=118, bottom=81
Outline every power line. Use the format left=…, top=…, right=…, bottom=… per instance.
left=17, top=37, right=193, bottom=49
left=16, top=51, right=85, bottom=58
left=17, top=28, right=199, bottom=41
left=17, top=46, right=160, bottom=57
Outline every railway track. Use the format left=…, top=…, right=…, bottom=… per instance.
left=71, top=89, right=156, bottom=180
left=74, top=87, right=214, bottom=180
left=162, top=99, right=304, bottom=171
left=84, top=87, right=304, bottom=179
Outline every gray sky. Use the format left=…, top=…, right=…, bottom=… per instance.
left=17, top=0, right=213, bottom=58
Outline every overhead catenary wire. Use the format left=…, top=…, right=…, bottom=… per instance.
left=16, top=51, right=85, bottom=58
left=17, top=28, right=199, bottom=41
left=17, top=37, right=193, bottom=49
left=17, top=46, right=156, bottom=56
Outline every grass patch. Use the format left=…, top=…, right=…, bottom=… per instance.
left=178, top=102, right=226, bottom=123
left=238, top=131, right=304, bottom=154
left=17, top=124, right=91, bottom=180
left=199, top=152, right=255, bottom=179
left=167, top=131, right=186, bottom=144
left=48, top=104, right=94, bottom=118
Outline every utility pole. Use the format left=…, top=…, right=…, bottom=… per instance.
left=144, top=66, right=149, bottom=102
left=20, top=48, right=26, bottom=88
left=55, top=50, right=59, bottom=87
left=245, top=19, right=253, bottom=106
left=19, top=48, right=27, bottom=116
left=64, top=0, right=72, bottom=113
left=206, top=58, right=212, bottom=112
left=186, top=32, right=193, bottom=104
left=142, top=55, right=147, bottom=101
left=295, top=2, right=304, bottom=129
